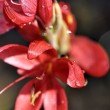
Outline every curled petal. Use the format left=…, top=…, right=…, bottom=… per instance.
left=53, top=58, right=85, bottom=88
left=69, top=36, right=109, bottom=77
left=28, top=40, right=57, bottom=60
left=20, top=0, right=37, bottom=16
left=0, top=44, right=38, bottom=70
left=0, top=2, right=14, bottom=34
left=5, top=0, right=23, bottom=13
left=15, top=79, right=43, bottom=110
left=3, top=1, right=35, bottom=26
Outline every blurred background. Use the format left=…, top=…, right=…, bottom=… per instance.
left=0, top=0, right=110, bottom=110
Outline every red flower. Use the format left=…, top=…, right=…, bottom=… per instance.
left=3, top=0, right=53, bottom=27
left=68, top=36, right=109, bottom=77
left=0, top=41, right=85, bottom=109
left=0, top=1, right=14, bottom=34
left=3, top=0, right=37, bottom=26
left=15, top=76, right=68, bottom=110
left=1, top=0, right=53, bottom=41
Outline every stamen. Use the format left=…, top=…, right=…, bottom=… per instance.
left=31, top=85, right=36, bottom=100
left=36, top=73, right=45, bottom=80
left=0, top=73, right=31, bottom=95
left=31, top=89, right=41, bottom=106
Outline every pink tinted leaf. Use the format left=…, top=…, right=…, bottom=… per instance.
left=4, top=1, right=35, bottom=26
left=53, top=58, right=85, bottom=88
left=15, top=79, right=43, bottom=110
left=0, top=44, right=38, bottom=70
left=69, top=36, right=109, bottom=77
left=20, top=0, right=37, bottom=16
left=28, top=40, right=57, bottom=60
left=0, top=2, right=14, bottom=34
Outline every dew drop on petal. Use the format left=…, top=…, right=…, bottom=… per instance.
left=61, top=100, right=64, bottom=104
left=20, top=23, right=26, bottom=28
left=75, top=81, right=81, bottom=87
left=48, top=25, right=53, bottom=29
left=67, top=30, right=71, bottom=34
left=28, top=22, right=32, bottom=25
left=12, top=18, right=16, bottom=23
left=82, top=70, right=85, bottom=74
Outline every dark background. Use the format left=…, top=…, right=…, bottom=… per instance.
left=0, top=0, right=110, bottom=110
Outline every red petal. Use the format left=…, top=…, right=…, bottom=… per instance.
left=3, top=1, right=35, bottom=26
left=37, top=0, right=53, bottom=26
left=43, top=89, right=57, bottom=110
left=28, top=40, right=57, bottom=60
left=69, top=36, right=109, bottom=77
left=0, top=2, right=14, bottom=34
left=53, top=58, right=85, bottom=88
left=57, top=88, right=68, bottom=110
left=20, top=0, right=37, bottom=16
left=17, top=62, right=45, bottom=77
left=5, top=0, right=23, bottom=13
left=43, top=77, right=67, bottom=110
left=54, top=80, right=68, bottom=110
left=15, top=79, right=43, bottom=110
left=18, top=21, right=42, bottom=41
left=0, top=44, right=38, bottom=70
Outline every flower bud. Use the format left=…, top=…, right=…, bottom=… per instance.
left=37, top=0, right=53, bottom=26
left=59, top=2, right=77, bottom=33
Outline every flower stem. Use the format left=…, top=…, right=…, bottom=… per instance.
left=0, top=73, right=31, bottom=95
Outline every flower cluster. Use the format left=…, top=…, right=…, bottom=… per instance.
left=0, top=0, right=109, bottom=110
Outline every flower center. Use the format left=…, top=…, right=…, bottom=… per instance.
left=46, top=63, right=53, bottom=75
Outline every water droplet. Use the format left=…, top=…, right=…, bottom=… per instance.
left=67, top=30, right=72, bottom=34
left=82, top=70, right=85, bottom=73
left=75, top=81, right=81, bottom=87
left=20, top=23, right=26, bottom=28
left=28, top=22, right=32, bottom=25
left=49, top=25, right=53, bottom=29
left=12, top=18, right=16, bottom=23
left=61, top=100, right=64, bottom=104
left=62, top=5, right=68, bottom=10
